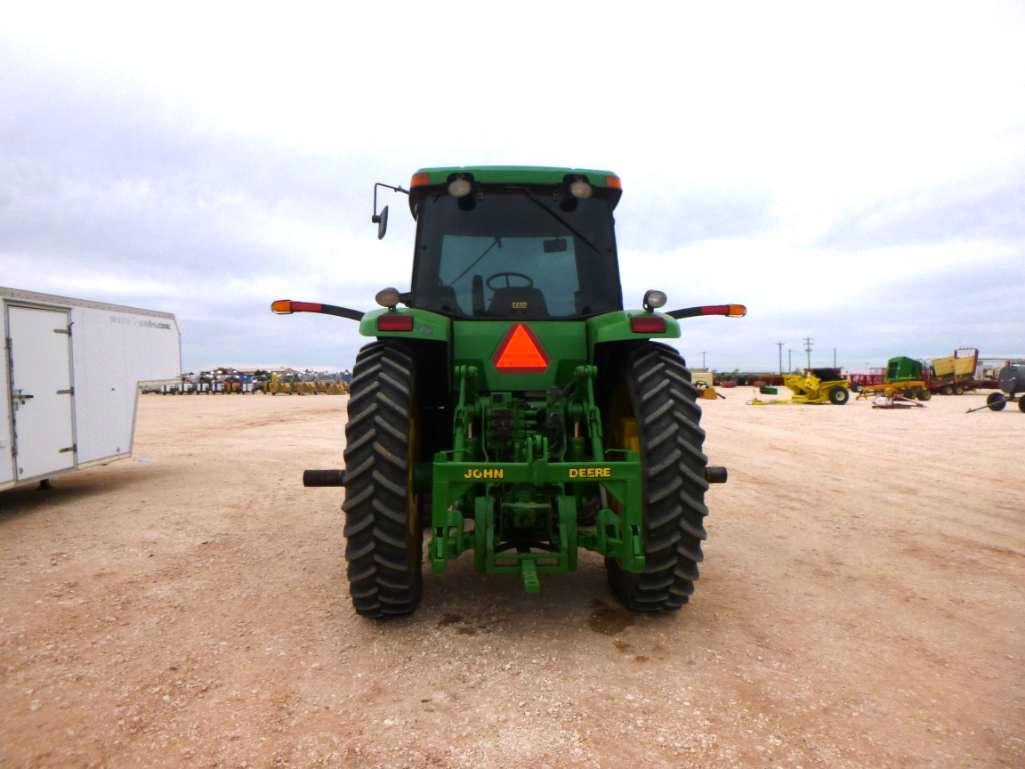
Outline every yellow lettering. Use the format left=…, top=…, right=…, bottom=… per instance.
left=567, top=466, right=612, bottom=479
left=464, top=467, right=505, bottom=480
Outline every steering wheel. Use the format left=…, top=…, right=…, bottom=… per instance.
left=485, top=271, right=534, bottom=290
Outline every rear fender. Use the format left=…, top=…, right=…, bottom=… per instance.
left=586, top=310, right=680, bottom=359
left=359, top=307, right=451, bottom=343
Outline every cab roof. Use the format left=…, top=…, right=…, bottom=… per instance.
left=412, top=165, right=620, bottom=188
left=408, top=166, right=622, bottom=216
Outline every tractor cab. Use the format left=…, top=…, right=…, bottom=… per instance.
left=404, top=168, right=624, bottom=321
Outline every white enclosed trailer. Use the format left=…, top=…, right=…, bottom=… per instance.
left=1, top=287, right=181, bottom=491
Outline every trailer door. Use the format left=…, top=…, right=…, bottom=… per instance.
left=7, top=306, right=75, bottom=480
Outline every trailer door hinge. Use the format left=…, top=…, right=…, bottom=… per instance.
left=59, top=444, right=77, bottom=453
left=57, top=387, right=74, bottom=395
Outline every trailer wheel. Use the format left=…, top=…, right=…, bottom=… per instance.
left=342, top=341, right=423, bottom=618
left=918, top=388, right=932, bottom=401
left=829, top=387, right=849, bottom=405
left=606, top=342, right=709, bottom=613
left=987, top=392, right=1007, bottom=412
left=953, top=384, right=964, bottom=395
left=942, top=385, right=953, bottom=395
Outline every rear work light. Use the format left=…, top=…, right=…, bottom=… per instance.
left=568, top=178, right=593, bottom=199
left=630, top=315, right=666, bottom=333
left=447, top=174, right=473, bottom=198
left=377, top=313, right=414, bottom=332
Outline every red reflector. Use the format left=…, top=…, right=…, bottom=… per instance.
left=630, top=315, right=666, bottom=333
left=493, top=323, right=549, bottom=372
left=377, top=313, right=413, bottom=332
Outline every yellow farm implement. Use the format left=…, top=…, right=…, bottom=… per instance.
left=749, top=369, right=849, bottom=406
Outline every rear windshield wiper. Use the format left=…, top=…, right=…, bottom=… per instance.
left=449, top=236, right=502, bottom=285
left=513, top=188, right=604, bottom=257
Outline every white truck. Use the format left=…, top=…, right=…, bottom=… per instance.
left=2, top=287, right=181, bottom=491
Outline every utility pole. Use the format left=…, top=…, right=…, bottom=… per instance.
left=776, top=341, right=784, bottom=375
left=788, top=348, right=792, bottom=372
left=803, top=336, right=813, bottom=371
left=702, top=351, right=707, bottom=370
left=833, top=347, right=837, bottom=368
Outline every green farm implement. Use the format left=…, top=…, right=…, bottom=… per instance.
left=275, top=166, right=745, bottom=617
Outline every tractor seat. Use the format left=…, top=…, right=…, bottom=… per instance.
left=488, top=287, right=549, bottom=317
left=418, top=283, right=461, bottom=315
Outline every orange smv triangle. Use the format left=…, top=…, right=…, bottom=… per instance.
left=493, top=323, right=549, bottom=372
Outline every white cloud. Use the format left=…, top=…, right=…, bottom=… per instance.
left=2, top=1, right=1024, bottom=370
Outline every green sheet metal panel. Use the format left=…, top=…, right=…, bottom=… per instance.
left=452, top=320, right=587, bottom=391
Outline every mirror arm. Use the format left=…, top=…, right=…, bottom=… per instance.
left=372, top=182, right=410, bottom=223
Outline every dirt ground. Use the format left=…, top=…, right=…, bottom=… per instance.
left=1, top=388, right=1023, bottom=768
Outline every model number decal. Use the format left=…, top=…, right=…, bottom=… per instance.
left=568, top=467, right=612, bottom=478
left=463, top=468, right=505, bottom=479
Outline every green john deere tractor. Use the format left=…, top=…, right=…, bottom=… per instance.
left=273, top=166, right=745, bottom=618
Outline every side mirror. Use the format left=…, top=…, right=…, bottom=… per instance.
left=371, top=182, right=410, bottom=240
left=372, top=205, right=389, bottom=240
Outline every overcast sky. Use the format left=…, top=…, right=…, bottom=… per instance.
left=2, top=2, right=1023, bottom=372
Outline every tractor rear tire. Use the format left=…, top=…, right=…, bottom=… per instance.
left=607, top=342, right=709, bottom=613
left=829, top=387, right=850, bottom=405
left=918, top=388, right=932, bottom=401
left=342, top=341, right=423, bottom=618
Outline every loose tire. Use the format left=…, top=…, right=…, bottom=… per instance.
left=829, top=387, right=850, bottom=405
left=342, top=342, right=423, bottom=618
left=606, top=343, right=709, bottom=613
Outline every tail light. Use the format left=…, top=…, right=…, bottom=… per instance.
left=630, top=315, right=666, bottom=333
left=377, top=314, right=413, bottom=332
